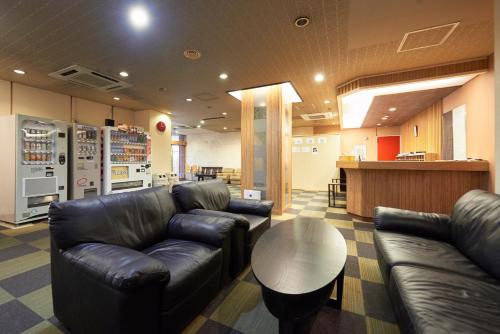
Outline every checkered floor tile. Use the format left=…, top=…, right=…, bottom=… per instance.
left=0, top=186, right=399, bottom=334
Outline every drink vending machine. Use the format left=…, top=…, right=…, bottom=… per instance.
left=0, top=114, right=68, bottom=224
left=68, top=124, right=101, bottom=199
left=101, top=125, right=152, bottom=195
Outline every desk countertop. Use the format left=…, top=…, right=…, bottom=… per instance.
left=336, top=160, right=489, bottom=172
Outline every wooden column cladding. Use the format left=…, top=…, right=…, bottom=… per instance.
left=400, top=101, right=443, bottom=157
left=240, top=84, right=293, bottom=215
left=265, top=85, right=292, bottom=214
left=240, top=90, right=254, bottom=194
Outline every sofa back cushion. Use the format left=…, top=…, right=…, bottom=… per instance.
left=451, top=190, right=500, bottom=280
left=172, top=179, right=230, bottom=212
left=49, top=186, right=177, bottom=250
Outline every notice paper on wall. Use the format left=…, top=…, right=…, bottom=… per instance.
left=301, top=146, right=311, bottom=153
left=293, top=138, right=303, bottom=145
left=306, top=137, right=315, bottom=144
left=292, top=146, right=300, bottom=153
left=312, top=146, right=319, bottom=155
left=353, top=144, right=367, bottom=161
left=317, top=137, right=327, bottom=144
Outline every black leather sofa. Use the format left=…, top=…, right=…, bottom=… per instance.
left=49, top=186, right=235, bottom=334
left=374, top=190, right=500, bottom=334
left=172, top=179, right=273, bottom=276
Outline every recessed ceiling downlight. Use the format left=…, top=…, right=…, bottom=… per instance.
left=183, top=49, right=202, bottom=60
left=129, top=5, right=150, bottom=30
left=294, top=16, right=310, bottom=28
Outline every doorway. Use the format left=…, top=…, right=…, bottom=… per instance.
left=377, top=136, right=400, bottom=161
left=171, top=135, right=186, bottom=179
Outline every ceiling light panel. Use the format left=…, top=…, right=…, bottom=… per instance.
left=339, top=73, right=478, bottom=129
left=228, top=82, right=302, bottom=103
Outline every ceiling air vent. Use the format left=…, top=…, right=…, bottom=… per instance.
left=49, top=65, right=132, bottom=92
left=397, top=22, right=460, bottom=53
left=202, top=116, right=226, bottom=121
left=183, top=49, right=202, bottom=60
left=174, top=124, right=194, bottom=129
left=300, top=112, right=334, bottom=121
left=195, top=92, right=218, bottom=102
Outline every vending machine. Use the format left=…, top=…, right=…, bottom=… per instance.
left=101, top=125, right=152, bottom=195
left=0, top=114, right=68, bottom=224
left=68, top=124, right=101, bottom=199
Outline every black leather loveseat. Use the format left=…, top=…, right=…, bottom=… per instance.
left=49, top=186, right=235, bottom=334
left=172, top=179, right=273, bottom=276
left=374, top=190, right=500, bottom=334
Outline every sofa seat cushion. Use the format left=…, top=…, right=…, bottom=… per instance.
left=240, top=214, right=270, bottom=246
left=374, top=230, right=495, bottom=284
left=390, top=266, right=500, bottom=334
left=142, top=239, right=222, bottom=311
left=188, top=209, right=250, bottom=230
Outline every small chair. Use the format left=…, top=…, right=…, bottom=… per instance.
left=328, top=178, right=346, bottom=208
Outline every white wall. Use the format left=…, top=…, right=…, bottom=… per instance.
left=186, top=131, right=241, bottom=168
left=292, top=134, right=341, bottom=191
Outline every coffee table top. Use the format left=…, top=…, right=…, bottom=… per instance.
left=251, top=217, right=347, bottom=295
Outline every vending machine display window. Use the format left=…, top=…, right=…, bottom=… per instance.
left=102, top=126, right=152, bottom=195
left=110, top=130, right=148, bottom=164
left=21, top=120, right=57, bottom=165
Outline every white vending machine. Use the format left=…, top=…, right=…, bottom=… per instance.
left=69, top=124, right=101, bottom=199
left=0, top=114, right=68, bottom=224
left=101, top=125, right=152, bottom=195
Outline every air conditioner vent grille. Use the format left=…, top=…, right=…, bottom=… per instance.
left=49, top=65, right=132, bottom=92
left=300, top=112, right=334, bottom=121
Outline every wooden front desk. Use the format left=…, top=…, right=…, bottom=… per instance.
left=336, top=161, right=489, bottom=218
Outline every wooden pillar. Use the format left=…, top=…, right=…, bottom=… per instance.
left=240, top=83, right=294, bottom=214
left=241, top=90, right=254, bottom=193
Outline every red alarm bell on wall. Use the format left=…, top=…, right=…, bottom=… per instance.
left=156, top=121, right=166, bottom=132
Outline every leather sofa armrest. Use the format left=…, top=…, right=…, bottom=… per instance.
left=168, top=214, right=234, bottom=248
left=228, top=198, right=274, bottom=217
left=62, top=243, right=170, bottom=291
left=188, top=209, right=250, bottom=230
left=374, top=206, right=451, bottom=241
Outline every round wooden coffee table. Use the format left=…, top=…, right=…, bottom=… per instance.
left=251, top=217, right=347, bottom=334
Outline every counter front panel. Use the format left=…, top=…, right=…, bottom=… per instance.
left=336, top=161, right=489, bottom=218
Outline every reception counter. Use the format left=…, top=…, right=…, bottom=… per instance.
left=336, top=160, right=489, bottom=218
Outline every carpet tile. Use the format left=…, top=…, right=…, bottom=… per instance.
left=0, top=186, right=399, bottom=333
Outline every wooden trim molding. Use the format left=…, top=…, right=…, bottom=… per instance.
left=337, top=58, right=489, bottom=96
left=336, top=160, right=489, bottom=172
